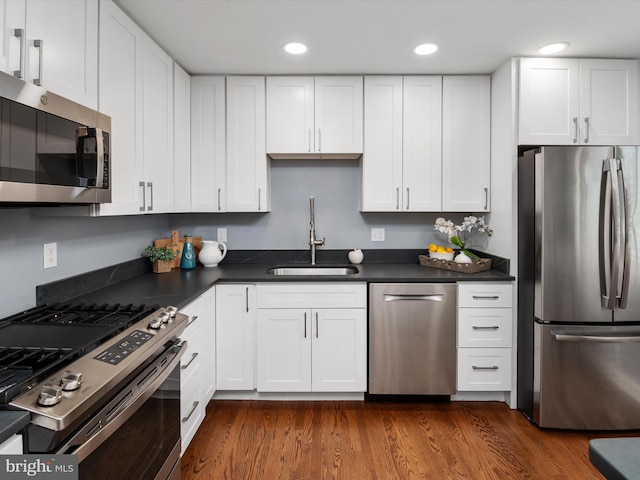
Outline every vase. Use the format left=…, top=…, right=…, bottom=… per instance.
left=153, top=259, right=172, bottom=273
left=348, top=249, right=364, bottom=264
left=180, top=235, right=197, bottom=270
left=454, top=251, right=473, bottom=263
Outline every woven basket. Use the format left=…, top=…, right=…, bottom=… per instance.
left=418, top=255, right=492, bottom=273
left=153, top=259, right=173, bottom=273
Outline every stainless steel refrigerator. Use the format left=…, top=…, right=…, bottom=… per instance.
left=518, top=146, right=640, bottom=430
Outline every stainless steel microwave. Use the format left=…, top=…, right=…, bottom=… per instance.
left=0, top=71, right=111, bottom=204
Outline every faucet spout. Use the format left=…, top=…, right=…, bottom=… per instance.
left=309, top=196, right=325, bottom=265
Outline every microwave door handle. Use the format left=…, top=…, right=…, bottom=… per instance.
left=94, top=129, right=105, bottom=188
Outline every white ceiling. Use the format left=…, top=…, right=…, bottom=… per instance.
left=114, top=0, right=640, bottom=76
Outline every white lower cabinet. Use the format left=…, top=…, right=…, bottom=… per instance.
left=179, top=288, right=215, bottom=454
left=215, top=284, right=256, bottom=390
left=457, top=282, right=513, bottom=392
left=0, top=434, right=23, bottom=454
left=256, top=283, right=367, bottom=393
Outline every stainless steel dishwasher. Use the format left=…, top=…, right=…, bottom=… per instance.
left=369, top=283, right=456, bottom=395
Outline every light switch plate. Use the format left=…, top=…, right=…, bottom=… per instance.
left=217, top=228, right=227, bottom=243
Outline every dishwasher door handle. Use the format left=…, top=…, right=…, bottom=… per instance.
left=383, top=294, right=444, bottom=302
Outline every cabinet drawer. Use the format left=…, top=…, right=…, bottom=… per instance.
left=180, top=322, right=203, bottom=386
left=180, top=371, right=204, bottom=454
left=458, top=283, right=512, bottom=308
left=457, top=348, right=512, bottom=391
left=257, top=282, right=366, bottom=309
left=458, top=309, right=512, bottom=347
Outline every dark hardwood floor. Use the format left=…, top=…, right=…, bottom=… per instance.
left=181, top=400, right=637, bottom=479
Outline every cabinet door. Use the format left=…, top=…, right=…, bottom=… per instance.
left=96, top=0, right=144, bottom=216
left=266, top=76, right=314, bottom=153
left=226, top=76, right=268, bottom=212
left=173, top=63, right=191, bottom=212
left=141, top=36, right=174, bottom=213
left=314, top=76, right=363, bottom=153
left=257, top=309, right=311, bottom=392
left=580, top=59, right=638, bottom=145
left=362, top=76, right=403, bottom=211
left=191, top=76, right=226, bottom=212
left=442, top=76, right=491, bottom=212
left=216, top=284, right=255, bottom=390
left=0, top=0, right=25, bottom=76
left=25, top=0, right=98, bottom=109
left=403, top=76, right=443, bottom=211
left=311, top=308, right=366, bottom=392
left=519, top=58, right=580, bottom=145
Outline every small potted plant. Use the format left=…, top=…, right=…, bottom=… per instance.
left=143, top=245, right=177, bottom=273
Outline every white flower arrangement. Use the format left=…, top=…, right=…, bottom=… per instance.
left=434, top=216, right=493, bottom=260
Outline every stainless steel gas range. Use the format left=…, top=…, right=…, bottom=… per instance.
left=0, top=302, right=187, bottom=480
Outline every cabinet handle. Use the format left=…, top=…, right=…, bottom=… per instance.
left=315, top=312, right=319, bottom=338
left=584, top=117, right=590, bottom=143
left=472, top=325, right=500, bottom=330
left=33, top=39, right=43, bottom=86
left=217, top=188, right=222, bottom=211
left=181, top=352, right=199, bottom=370
left=304, top=312, right=307, bottom=338
left=258, top=188, right=262, bottom=211
left=13, top=29, right=25, bottom=79
left=396, top=187, right=400, bottom=210
left=484, top=187, right=489, bottom=210
left=472, top=295, right=500, bottom=300
left=245, top=287, right=249, bottom=312
left=139, top=181, right=146, bottom=212
left=572, top=117, right=578, bottom=143
left=181, top=401, right=200, bottom=423
left=317, top=129, right=321, bottom=152
left=308, top=129, right=311, bottom=152
left=147, top=182, right=153, bottom=211
left=406, top=187, right=410, bottom=210
left=187, top=315, right=199, bottom=327
left=472, top=365, right=499, bottom=370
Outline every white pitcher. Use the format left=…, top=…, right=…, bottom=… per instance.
left=199, top=240, right=227, bottom=267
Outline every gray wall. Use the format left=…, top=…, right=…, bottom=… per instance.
left=1, top=159, right=497, bottom=318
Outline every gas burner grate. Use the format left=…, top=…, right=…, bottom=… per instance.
left=5, top=303, right=160, bottom=327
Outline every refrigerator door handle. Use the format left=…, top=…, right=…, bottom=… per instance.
left=618, top=157, right=631, bottom=309
left=600, top=159, right=622, bottom=310
left=552, top=332, right=640, bottom=343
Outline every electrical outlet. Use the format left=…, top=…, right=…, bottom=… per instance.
left=371, top=228, right=385, bottom=242
left=217, top=228, right=227, bottom=243
left=43, top=242, right=58, bottom=269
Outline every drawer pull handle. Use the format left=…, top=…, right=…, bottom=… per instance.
left=472, top=365, right=499, bottom=370
left=472, top=295, right=500, bottom=300
left=182, top=401, right=200, bottom=423
left=472, top=325, right=499, bottom=330
left=181, top=352, right=198, bottom=370
left=187, top=315, right=199, bottom=327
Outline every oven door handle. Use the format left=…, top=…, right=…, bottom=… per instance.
left=56, top=341, right=185, bottom=462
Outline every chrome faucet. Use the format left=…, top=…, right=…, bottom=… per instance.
left=309, top=196, right=325, bottom=265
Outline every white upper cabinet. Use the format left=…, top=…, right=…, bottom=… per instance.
left=0, top=0, right=98, bottom=109
left=98, top=0, right=174, bottom=215
left=226, top=76, right=269, bottom=212
left=191, top=76, right=226, bottom=212
left=173, top=63, right=191, bottom=213
left=519, top=58, right=638, bottom=145
left=442, top=75, right=491, bottom=212
left=266, top=76, right=363, bottom=155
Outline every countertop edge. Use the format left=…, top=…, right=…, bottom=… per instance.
left=0, top=411, right=29, bottom=445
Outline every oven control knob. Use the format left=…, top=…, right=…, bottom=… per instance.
left=159, top=312, right=171, bottom=324
left=38, top=384, right=62, bottom=406
left=148, top=316, right=163, bottom=330
left=166, top=306, right=178, bottom=318
left=60, top=371, right=83, bottom=391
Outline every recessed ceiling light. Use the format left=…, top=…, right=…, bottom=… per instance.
left=413, top=43, right=439, bottom=56
left=283, top=42, right=307, bottom=55
left=537, top=42, right=569, bottom=55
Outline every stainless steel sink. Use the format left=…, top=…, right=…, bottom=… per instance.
left=265, top=265, right=359, bottom=276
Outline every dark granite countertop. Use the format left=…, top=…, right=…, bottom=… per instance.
left=590, top=438, right=640, bottom=480
left=37, top=249, right=514, bottom=309
left=0, top=411, right=29, bottom=445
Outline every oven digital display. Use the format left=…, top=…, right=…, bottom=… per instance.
left=94, top=330, right=154, bottom=365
